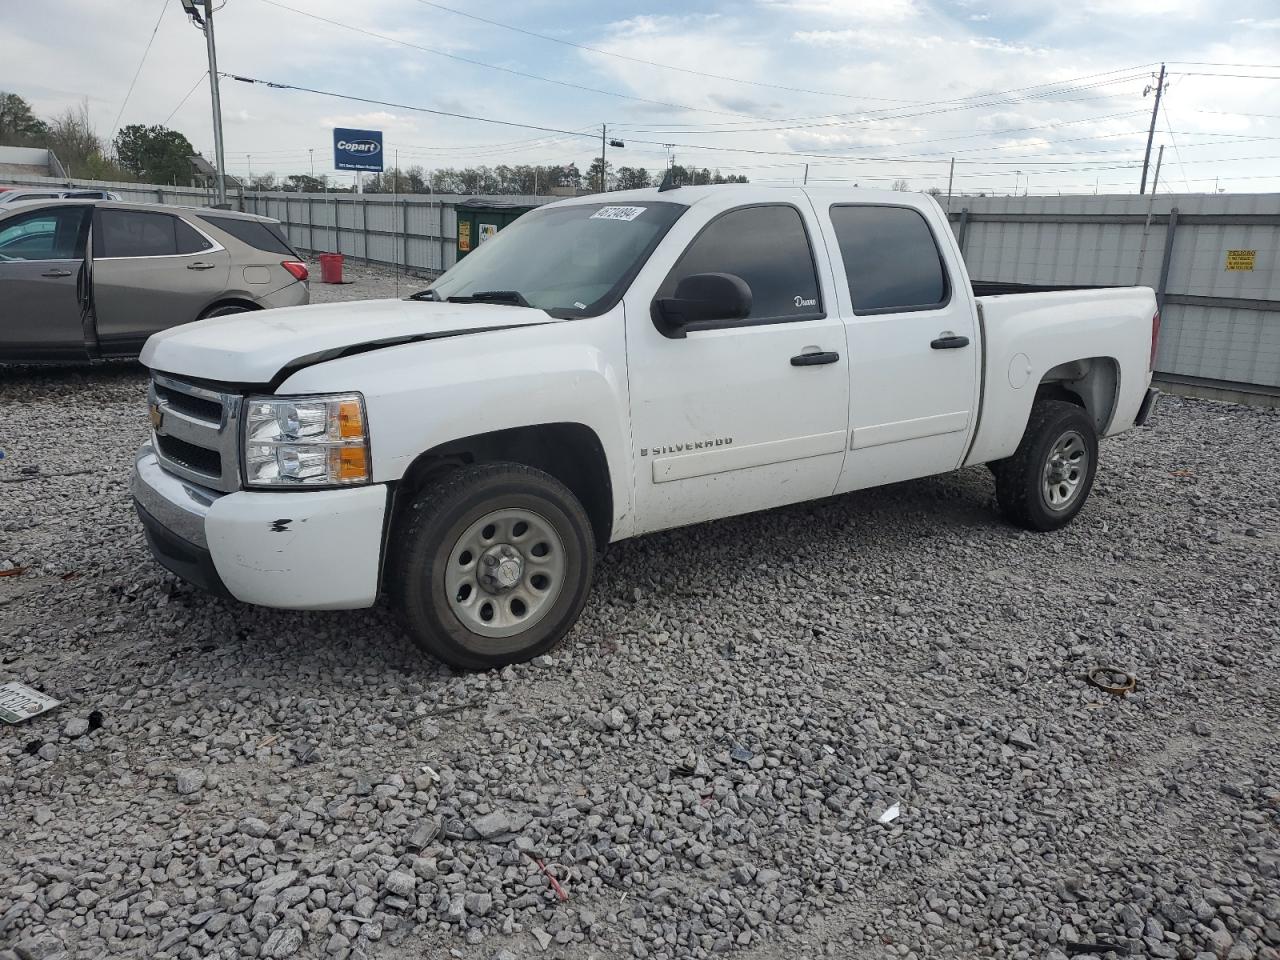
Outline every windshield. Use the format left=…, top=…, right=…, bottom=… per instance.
left=424, top=200, right=687, bottom=317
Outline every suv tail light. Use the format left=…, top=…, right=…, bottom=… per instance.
left=282, top=261, right=309, bottom=282
left=1150, top=310, right=1161, bottom=371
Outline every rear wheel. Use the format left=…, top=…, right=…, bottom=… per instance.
left=387, top=463, right=595, bottom=670
left=994, top=399, right=1098, bottom=531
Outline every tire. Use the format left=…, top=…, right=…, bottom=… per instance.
left=387, top=462, right=596, bottom=670
left=994, top=399, right=1099, bottom=532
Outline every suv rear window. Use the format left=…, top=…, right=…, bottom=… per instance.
left=203, top=216, right=298, bottom=257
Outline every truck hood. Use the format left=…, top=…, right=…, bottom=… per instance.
left=140, top=298, right=560, bottom=386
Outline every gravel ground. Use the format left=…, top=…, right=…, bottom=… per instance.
left=1, top=274, right=1278, bottom=960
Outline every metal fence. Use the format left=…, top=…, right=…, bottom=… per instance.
left=947, top=194, right=1280, bottom=396
left=240, top=193, right=554, bottom=276
left=2, top=170, right=1277, bottom=396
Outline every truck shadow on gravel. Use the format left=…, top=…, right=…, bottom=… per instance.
left=163, top=465, right=1004, bottom=674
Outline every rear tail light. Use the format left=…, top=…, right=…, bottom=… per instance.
left=1150, top=310, right=1161, bottom=371
left=282, top=261, right=309, bottom=282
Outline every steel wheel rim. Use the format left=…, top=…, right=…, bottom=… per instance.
left=1042, top=429, right=1088, bottom=511
left=443, top=507, right=567, bottom=640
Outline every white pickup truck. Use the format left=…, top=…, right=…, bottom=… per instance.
left=132, top=185, right=1159, bottom=668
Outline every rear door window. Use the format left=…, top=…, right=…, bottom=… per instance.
left=830, top=205, right=950, bottom=314
left=97, top=210, right=180, bottom=258
left=202, top=216, right=299, bottom=257
left=658, top=204, right=822, bottom=324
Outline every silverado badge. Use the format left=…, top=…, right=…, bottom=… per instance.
left=640, top=437, right=733, bottom=456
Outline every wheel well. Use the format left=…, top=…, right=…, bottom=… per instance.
left=1037, top=356, right=1119, bottom=434
left=395, top=423, right=614, bottom=549
left=199, top=297, right=261, bottom=319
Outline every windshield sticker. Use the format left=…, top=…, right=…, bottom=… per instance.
left=590, top=205, right=646, bottom=222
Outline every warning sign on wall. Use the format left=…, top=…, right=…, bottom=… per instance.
left=457, top=221, right=472, bottom=252
left=1225, top=249, right=1256, bottom=271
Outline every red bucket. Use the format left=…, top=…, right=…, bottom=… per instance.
left=318, top=253, right=344, bottom=284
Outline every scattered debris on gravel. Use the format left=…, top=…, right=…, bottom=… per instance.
left=1, top=292, right=1277, bottom=960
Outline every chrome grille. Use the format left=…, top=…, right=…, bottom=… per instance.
left=149, top=373, right=242, bottom=492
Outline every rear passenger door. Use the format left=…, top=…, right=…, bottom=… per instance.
left=818, top=202, right=980, bottom=492
left=0, top=204, right=92, bottom=361
left=91, top=208, right=230, bottom=355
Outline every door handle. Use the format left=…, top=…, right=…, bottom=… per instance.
left=41, top=269, right=72, bottom=278
left=930, top=334, right=970, bottom=350
left=791, top=350, right=840, bottom=366
left=187, top=261, right=216, bottom=270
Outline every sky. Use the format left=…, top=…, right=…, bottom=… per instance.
left=4, top=0, right=1280, bottom=194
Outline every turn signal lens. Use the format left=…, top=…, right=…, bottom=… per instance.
left=332, top=446, right=369, bottom=482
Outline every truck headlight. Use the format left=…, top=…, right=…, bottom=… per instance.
left=243, top=393, right=371, bottom=487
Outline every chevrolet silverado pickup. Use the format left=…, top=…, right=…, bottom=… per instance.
left=131, top=185, right=1160, bottom=669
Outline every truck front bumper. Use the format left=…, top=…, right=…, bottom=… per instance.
left=131, top=444, right=387, bottom=610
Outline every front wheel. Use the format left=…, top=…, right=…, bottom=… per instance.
left=387, top=463, right=596, bottom=670
left=994, top=399, right=1099, bottom=531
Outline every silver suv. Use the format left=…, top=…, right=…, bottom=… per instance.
left=0, top=199, right=310, bottom=363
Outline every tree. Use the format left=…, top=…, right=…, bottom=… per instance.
left=584, top=157, right=614, bottom=193
left=925, top=186, right=943, bottom=197
left=248, top=172, right=278, bottom=191
left=891, top=178, right=911, bottom=191
left=114, top=124, right=196, bottom=185
left=614, top=166, right=652, bottom=190
left=0, top=92, right=49, bottom=145
left=46, top=101, right=132, bottom=180
left=284, top=173, right=325, bottom=192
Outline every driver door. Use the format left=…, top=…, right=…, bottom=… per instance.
left=623, top=195, right=850, bottom=534
left=0, top=204, right=92, bottom=361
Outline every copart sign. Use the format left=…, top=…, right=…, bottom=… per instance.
left=333, top=128, right=384, bottom=172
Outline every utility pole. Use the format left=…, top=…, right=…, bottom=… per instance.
left=180, top=1, right=228, bottom=205
left=1150, top=144, right=1164, bottom=195
left=803, top=163, right=809, bottom=185
left=600, top=124, right=607, bottom=193
left=946, top=157, right=955, bottom=212
left=1140, top=63, right=1167, bottom=195
left=309, top=147, right=315, bottom=178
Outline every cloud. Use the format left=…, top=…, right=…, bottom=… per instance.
left=758, top=0, right=920, bottom=20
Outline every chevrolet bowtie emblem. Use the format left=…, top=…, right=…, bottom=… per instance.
left=149, top=402, right=163, bottom=431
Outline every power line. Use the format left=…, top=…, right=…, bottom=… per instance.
left=164, top=72, right=209, bottom=126
left=216, top=73, right=1200, bottom=171
left=108, top=0, right=168, bottom=145
left=255, top=0, right=783, bottom=121
left=409, top=0, right=1158, bottom=113
left=1162, top=102, right=1193, bottom=192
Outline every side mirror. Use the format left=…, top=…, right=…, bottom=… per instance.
left=653, top=272, right=752, bottom=337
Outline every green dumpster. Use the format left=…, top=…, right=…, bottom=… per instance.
left=455, top=199, right=538, bottom=259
